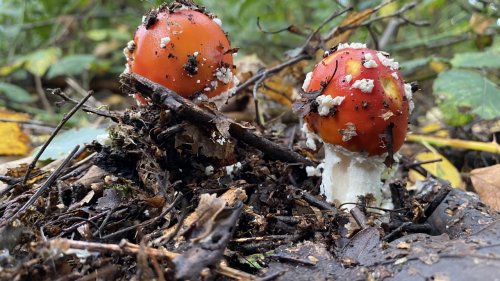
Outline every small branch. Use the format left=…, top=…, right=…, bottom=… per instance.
left=35, top=75, right=53, bottom=113
left=252, top=73, right=267, bottom=127
left=122, top=73, right=313, bottom=166
left=99, top=194, right=183, bottom=240
left=51, top=89, right=121, bottom=122
left=6, top=145, right=80, bottom=225
left=50, top=238, right=178, bottom=260
left=0, top=118, right=57, bottom=129
left=337, top=2, right=428, bottom=33
left=257, top=17, right=306, bottom=36
left=232, top=54, right=311, bottom=97
left=22, top=90, right=94, bottom=185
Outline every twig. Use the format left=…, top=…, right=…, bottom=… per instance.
left=217, top=262, right=257, bottom=281
left=51, top=89, right=121, bottom=122
left=350, top=207, right=368, bottom=229
left=267, top=254, right=317, bottom=266
left=297, top=6, right=353, bottom=54
left=122, top=73, right=313, bottom=166
left=404, top=158, right=443, bottom=168
left=0, top=170, right=49, bottom=197
left=0, top=118, right=57, bottom=129
left=99, top=194, right=183, bottom=240
left=252, top=74, right=267, bottom=126
left=35, top=75, right=53, bottom=113
left=7, top=145, right=80, bottom=224
left=419, top=184, right=452, bottom=223
left=337, top=2, right=428, bottom=33
left=50, top=238, right=178, bottom=259
left=257, top=17, right=306, bottom=36
left=232, top=54, right=311, bottom=97
left=22, top=90, right=93, bottom=185
left=382, top=221, right=412, bottom=241
left=301, top=191, right=337, bottom=213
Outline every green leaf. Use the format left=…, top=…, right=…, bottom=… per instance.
left=46, top=54, right=96, bottom=79
left=433, top=69, right=500, bottom=123
left=438, top=103, right=474, bottom=126
left=0, top=82, right=36, bottom=103
left=24, top=47, right=61, bottom=77
left=451, top=50, right=500, bottom=69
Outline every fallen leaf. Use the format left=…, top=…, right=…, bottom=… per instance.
left=470, top=164, right=500, bottom=211
left=157, top=187, right=247, bottom=244
left=469, top=13, right=495, bottom=35
left=409, top=151, right=465, bottom=189
left=0, top=109, right=31, bottom=156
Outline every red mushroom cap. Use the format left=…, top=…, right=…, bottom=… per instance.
left=303, top=46, right=410, bottom=156
left=126, top=6, right=236, bottom=101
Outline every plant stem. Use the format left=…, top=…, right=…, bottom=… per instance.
left=407, top=134, right=500, bottom=154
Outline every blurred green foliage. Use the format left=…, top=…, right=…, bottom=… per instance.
left=0, top=0, right=498, bottom=126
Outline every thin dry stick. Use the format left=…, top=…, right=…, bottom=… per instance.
left=35, top=75, right=53, bottom=113
left=99, top=194, right=183, bottom=240
left=232, top=54, right=311, bottom=96
left=51, top=89, right=120, bottom=122
left=337, top=2, right=428, bottom=33
left=50, top=238, right=178, bottom=260
left=0, top=118, right=57, bottom=129
left=23, top=90, right=94, bottom=185
left=7, top=145, right=80, bottom=224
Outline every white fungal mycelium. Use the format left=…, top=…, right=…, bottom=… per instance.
left=376, top=52, right=399, bottom=70
left=315, top=95, right=345, bottom=116
left=351, top=79, right=375, bottom=94
left=363, top=53, right=378, bottom=68
left=160, top=36, right=171, bottom=48
left=337, top=42, right=367, bottom=50
left=302, top=71, right=313, bottom=91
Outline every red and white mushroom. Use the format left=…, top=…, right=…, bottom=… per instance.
left=301, top=43, right=414, bottom=208
left=123, top=2, right=238, bottom=107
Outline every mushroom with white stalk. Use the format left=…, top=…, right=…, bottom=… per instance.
left=299, top=43, right=414, bottom=208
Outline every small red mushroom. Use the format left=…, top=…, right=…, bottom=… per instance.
left=301, top=43, right=414, bottom=208
left=123, top=2, right=238, bottom=106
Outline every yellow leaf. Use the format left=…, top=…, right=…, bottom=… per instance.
left=408, top=151, right=465, bottom=189
left=0, top=109, right=31, bottom=156
left=25, top=47, right=61, bottom=77
left=429, top=61, right=447, bottom=73
left=420, top=122, right=449, bottom=137
left=379, top=2, right=398, bottom=17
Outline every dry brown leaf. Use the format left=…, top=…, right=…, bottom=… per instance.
left=319, top=7, right=376, bottom=59
left=74, top=165, right=107, bottom=187
left=174, top=124, right=235, bottom=160
left=0, top=109, right=31, bottom=156
left=158, top=187, right=247, bottom=244
left=469, top=13, right=495, bottom=35
left=470, top=164, right=500, bottom=211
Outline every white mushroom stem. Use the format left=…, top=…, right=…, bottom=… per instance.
left=321, top=144, right=386, bottom=209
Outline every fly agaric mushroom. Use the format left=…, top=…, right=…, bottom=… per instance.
left=300, top=43, right=414, bottom=208
left=123, top=2, right=238, bottom=106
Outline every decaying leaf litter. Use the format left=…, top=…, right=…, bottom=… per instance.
left=1, top=1, right=500, bottom=280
